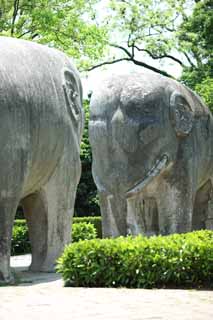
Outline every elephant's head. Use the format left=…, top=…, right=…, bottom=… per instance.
left=89, top=71, right=195, bottom=235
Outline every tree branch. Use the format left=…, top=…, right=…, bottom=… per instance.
left=31, top=33, right=39, bottom=39
left=134, top=46, right=184, bottom=66
left=131, top=58, right=173, bottom=78
left=11, top=0, right=19, bottom=36
left=86, top=56, right=173, bottom=78
left=183, top=52, right=196, bottom=68
left=85, top=57, right=132, bottom=71
left=17, top=30, right=32, bottom=38
left=109, top=43, right=133, bottom=58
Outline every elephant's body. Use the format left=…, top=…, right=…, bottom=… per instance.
left=89, top=70, right=213, bottom=237
left=0, top=37, right=83, bottom=283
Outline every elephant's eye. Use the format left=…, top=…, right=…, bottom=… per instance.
left=139, top=118, right=161, bottom=144
left=89, top=120, right=107, bottom=141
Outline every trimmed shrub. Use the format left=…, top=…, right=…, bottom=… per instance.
left=56, top=230, right=213, bottom=288
left=73, top=217, right=102, bottom=238
left=72, top=222, right=97, bottom=242
left=11, top=225, right=31, bottom=256
left=14, top=219, right=28, bottom=228
left=14, top=216, right=102, bottom=238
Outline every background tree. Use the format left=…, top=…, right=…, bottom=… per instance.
left=0, top=0, right=107, bottom=69
left=179, top=0, right=213, bottom=110
left=87, top=0, right=191, bottom=77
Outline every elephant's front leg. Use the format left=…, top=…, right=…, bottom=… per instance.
left=99, top=192, right=128, bottom=237
left=156, top=181, right=194, bottom=235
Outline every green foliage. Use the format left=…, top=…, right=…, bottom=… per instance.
left=14, top=219, right=27, bottom=227
left=84, top=0, right=193, bottom=77
left=72, top=222, right=97, bottom=242
left=0, top=0, right=108, bottom=70
left=195, top=77, right=213, bottom=112
left=80, top=99, right=91, bottom=163
left=179, top=0, right=213, bottom=107
left=75, top=99, right=100, bottom=216
left=11, top=224, right=31, bottom=256
left=72, top=216, right=102, bottom=238
left=56, top=230, right=213, bottom=288
left=178, top=0, right=213, bottom=69
left=107, top=0, right=185, bottom=53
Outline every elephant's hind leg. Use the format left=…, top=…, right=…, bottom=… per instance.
left=22, top=191, right=48, bottom=272
left=23, top=156, right=81, bottom=272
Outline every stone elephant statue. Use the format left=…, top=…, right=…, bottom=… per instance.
left=0, top=37, right=84, bottom=284
left=89, top=70, right=213, bottom=238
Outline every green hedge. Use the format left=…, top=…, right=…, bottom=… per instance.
left=11, top=217, right=101, bottom=255
left=73, top=217, right=102, bottom=238
left=14, top=220, right=28, bottom=227
left=56, top=230, right=213, bottom=289
left=72, top=222, right=97, bottom=242
left=15, top=217, right=102, bottom=237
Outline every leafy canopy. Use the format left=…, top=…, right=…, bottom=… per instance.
left=0, top=0, right=108, bottom=69
left=179, top=0, right=213, bottom=109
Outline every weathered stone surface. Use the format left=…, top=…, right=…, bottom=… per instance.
left=0, top=36, right=84, bottom=284
left=89, top=69, right=213, bottom=237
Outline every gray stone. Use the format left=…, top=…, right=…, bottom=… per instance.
left=0, top=36, right=84, bottom=284
left=89, top=69, right=213, bottom=237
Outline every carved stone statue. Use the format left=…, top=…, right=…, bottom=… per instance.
left=89, top=70, right=213, bottom=237
left=0, top=37, right=84, bottom=284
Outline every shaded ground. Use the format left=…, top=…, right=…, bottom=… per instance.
left=0, top=255, right=212, bottom=320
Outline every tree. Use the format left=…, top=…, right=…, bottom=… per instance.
left=87, top=1, right=212, bottom=81
left=195, top=77, right=213, bottom=112
left=75, top=99, right=100, bottom=216
left=0, top=0, right=108, bottom=69
left=179, top=0, right=212, bottom=75
left=179, top=0, right=213, bottom=109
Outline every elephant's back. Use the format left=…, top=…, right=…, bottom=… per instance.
left=0, top=36, right=71, bottom=101
left=0, top=37, right=79, bottom=196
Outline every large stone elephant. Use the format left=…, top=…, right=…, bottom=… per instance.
left=0, top=37, right=84, bottom=284
left=89, top=70, right=213, bottom=238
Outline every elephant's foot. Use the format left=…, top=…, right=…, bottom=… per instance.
left=0, top=273, right=15, bottom=286
left=29, top=261, right=55, bottom=273
left=29, top=247, right=64, bottom=273
left=0, top=259, right=15, bottom=285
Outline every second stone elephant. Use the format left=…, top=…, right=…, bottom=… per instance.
left=89, top=70, right=213, bottom=237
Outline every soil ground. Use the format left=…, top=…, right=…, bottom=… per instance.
left=0, top=254, right=212, bottom=320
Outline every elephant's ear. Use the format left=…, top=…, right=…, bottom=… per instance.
left=63, top=68, right=82, bottom=126
left=170, top=91, right=194, bottom=137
